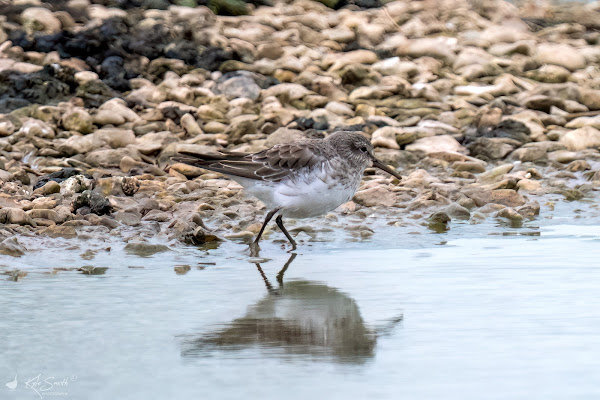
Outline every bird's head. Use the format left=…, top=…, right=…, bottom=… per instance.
left=327, top=131, right=402, bottom=180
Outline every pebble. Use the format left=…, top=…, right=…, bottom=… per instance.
left=0, top=0, right=597, bottom=253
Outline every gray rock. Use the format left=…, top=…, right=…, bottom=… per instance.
left=61, top=108, right=94, bottom=134
left=0, top=208, right=35, bottom=226
left=218, top=75, right=261, bottom=100
left=0, top=237, right=26, bottom=257
left=72, top=190, right=112, bottom=215
left=124, top=242, right=170, bottom=257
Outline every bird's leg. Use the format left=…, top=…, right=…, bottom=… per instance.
left=253, top=208, right=279, bottom=246
left=276, top=215, right=297, bottom=250
left=255, top=263, right=274, bottom=292
left=276, top=252, right=297, bottom=287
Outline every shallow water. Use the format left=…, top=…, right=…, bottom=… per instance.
left=2, top=203, right=600, bottom=399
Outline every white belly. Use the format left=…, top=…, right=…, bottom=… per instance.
left=231, top=166, right=361, bottom=219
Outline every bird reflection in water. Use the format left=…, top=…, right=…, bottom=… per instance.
left=181, top=254, right=402, bottom=364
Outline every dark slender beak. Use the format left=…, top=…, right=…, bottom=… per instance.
left=372, top=158, right=402, bottom=181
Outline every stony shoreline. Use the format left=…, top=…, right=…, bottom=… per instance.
left=1, top=0, right=600, bottom=257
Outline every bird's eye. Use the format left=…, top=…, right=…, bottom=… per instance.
left=360, top=146, right=368, bottom=152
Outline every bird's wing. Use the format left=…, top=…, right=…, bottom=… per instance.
left=174, top=141, right=326, bottom=182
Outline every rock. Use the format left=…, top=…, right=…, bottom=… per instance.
left=43, top=225, right=77, bottom=239
left=26, top=209, right=60, bottom=223
left=496, top=207, right=523, bottom=222
left=523, top=95, right=565, bottom=113
left=86, top=148, right=140, bottom=168
left=565, top=115, right=600, bottom=129
left=20, top=119, right=55, bottom=139
left=35, top=168, right=84, bottom=190
left=0, top=237, right=26, bottom=257
left=263, top=83, right=311, bottom=100
left=406, top=135, right=466, bottom=154
left=72, top=190, right=111, bottom=215
left=567, top=160, right=591, bottom=172
left=264, top=128, right=305, bottom=147
left=402, top=169, right=441, bottom=188
left=218, top=75, right=261, bottom=100
left=526, top=65, right=570, bottom=83
left=124, top=242, right=170, bottom=257
left=33, top=180, right=61, bottom=195
left=21, top=7, right=62, bottom=34
left=95, top=128, right=136, bottom=148
left=114, top=211, right=141, bottom=226
left=396, top=37, right=456, bottom=63
left=464, top=189, right=526, bottom=207
left=516, top=202, right=541, bottom=218
left=560, top=126, right=600, bottom=150
left=468, top=138, right=516, bottom=160
left=517, top=179, right=541, bottom=192
left=452, top=161, right=486, bottom=173
left=58, top=134, right=101, bottom=155
left=61, top=108, right=94, bottom=134
left=323, top=50, right=379, bottom=72
left=579, top=88, right=600, bottom=110
left=353, top=186, right=396, bottom=207
left=428, top=211, right=450, bottom=233
left=534, top=44, right=587, bottom=71
left=93, top=110, right=126, bottom=126
left=0, top=208, right=35, bottom=226
left=60, top=175, right=94, bottom=196
left=0, top=169, right=13, bottom=182
left=371, top=127, right=400, bottom=149
left=78, top=266, right=108, bottom=275
left=509, top=147, right=547, bottom=162
left=548, top=150, right=580, bottom=163
left=257, top=43, right=284, bottom=60
left=444, top=203, right=471, bottom=220
left=0, top=120, right=15, bottom=137
left=180, top=114, right=203, bottom=136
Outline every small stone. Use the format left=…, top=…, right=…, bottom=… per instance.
left=567, top=160, right=591, bottom=172
left=579, top=89, right=600, bottom=111
left=60, top=175, right=94, bottom=196
left=93, top=110, right=126, bottom=126
left=33, top=181, right=61, bottom=195
left=61, top=108, right=94, bottom=134
left=124, top=242, right=170, bottom=257
left=0, top=237, right=26, bottom=257
left=78, top=266, right=109, bottom=275
left=516, top=202, right=541, bottom=218
left=22, top=7, right=62, bottom=33
left=534, top=44, right=586, bottom=71
left=496, top=207, right=524, bottom=222
left=452, top=161, right=486, bottom=173
left=371, top=127, right=400, bottom=149
left=26, top=209, right=60, bottom=222
left=43, top=225, right=77, bottom=239
left=353, top=186, right=396, bottom=207
left=517, top=179, right=541, bottom=192
left=72, top=190, right=111, bottom=215
left=0, top=208, right=35, bottom=226
left=444, top=203, right=470, bottom=220
left=218, top=75, right=261, bottom=100
left=428, top=211, right=451, bottom=233
left=560, top=127, right=600, bottom=150
left=174, top=265, right=191, bottom=275
left=406, top=135, right=466, bottom=154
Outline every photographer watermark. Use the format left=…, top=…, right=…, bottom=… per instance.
left=5, top=372, right=77, bottom=399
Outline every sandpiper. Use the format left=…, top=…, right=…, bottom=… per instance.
left=174, top=131, right=402, bottom=250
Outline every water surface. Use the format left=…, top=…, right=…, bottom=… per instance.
left=1, top=205, right=600, bottom=399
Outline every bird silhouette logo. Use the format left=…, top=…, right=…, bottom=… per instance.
left=5, top=374, right=17, bottom=391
